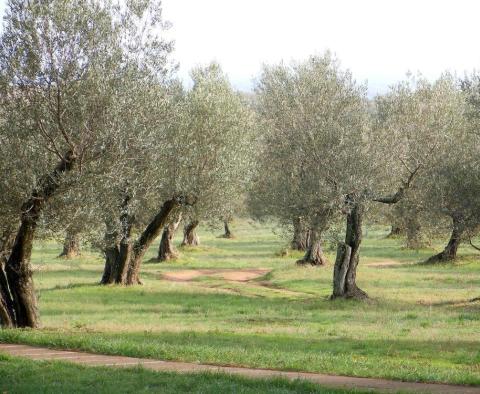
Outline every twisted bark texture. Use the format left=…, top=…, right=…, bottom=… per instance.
left=156, top=212, right=182, bottom=262
left=58, top=230, right=81, bottom=258
left=101, top=198, right=184, bottom=285
left=296, top=234, right=327, bottom=266
left=425, top=214, right=464, bottom=263
left=181, top=220, right=200, bottom=246
left=0, top=151, right=76, bottom=328
left=331, top=202, right=368, bottom=300
left=291, top=217, right=311, bottom=251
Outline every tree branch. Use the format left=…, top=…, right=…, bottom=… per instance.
left=372, top=164, right=421, bottom=205
left=469, top=239, right=480, bottom=252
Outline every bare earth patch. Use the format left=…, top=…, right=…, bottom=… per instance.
left=366, top=259, right=408, bottom=268
left=161, top=269, right=270, bottom=282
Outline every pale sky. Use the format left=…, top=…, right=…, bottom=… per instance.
left=1, top=0, right=480, bottom=95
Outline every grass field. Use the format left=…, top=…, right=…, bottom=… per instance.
left=1, top=220, right=479, bottom=389
left=0, top=354, right=368, bottom=394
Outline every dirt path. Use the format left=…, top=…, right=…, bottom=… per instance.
left=1, top=343, right=479, bottom=393
left=161, top=268, right=270, bottom=282
left=366, top=259, right=408, bottom=268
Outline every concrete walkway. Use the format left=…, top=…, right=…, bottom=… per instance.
left=1, top=343, right=479, bottom=394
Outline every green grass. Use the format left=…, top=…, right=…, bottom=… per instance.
left=0, top=355, right=368, bottom=394
left=1, top=221, right=480, bottom=387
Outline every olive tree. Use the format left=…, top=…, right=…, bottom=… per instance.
left=416, top=77, right=480, bottom=262
left=253, top=54, right=462, bottom=298
left=0, top=0, right=173, bottom=327
left=101, top=63, right=255, bottom=277
left=252, top=54, right=370, bottom=266
left=331, top=74, right=465, bottom=298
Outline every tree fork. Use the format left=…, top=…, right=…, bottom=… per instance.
left=331, top=201, right=368, bottom=300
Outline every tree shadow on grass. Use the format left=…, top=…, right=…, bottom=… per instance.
left=42, top=282, right=100, bottom=292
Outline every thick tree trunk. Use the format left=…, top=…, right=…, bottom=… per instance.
left=0, top=227, right=16, bottom=327
left=100, top=198, right=182, bottom=286
left=426, top=214, right=464, bottom=263
left=100, top=194, right=133, bottom=284
left=181, top=220, right=200, bottom=246
left=100, top=244, right=119, bottom=285
left=126, top=199, right=180, bottom=284
left=100, top=222, right=119, bottom=285
left=222, top=220, right=234, bottom=239
left=58, top=230, right=81, bottom=258
left=0, top=151, right=76, bottom=328
left=296, top=231, right=327, bottom=266
left=405, top=224, right=424, bottom=249
left=156, top=212, right=182, bottom=262
left=404, top=213, right=428, bottom=249
left=331, top=201, right=368, bottom=300
left=291, top=217, right=311, bottom=251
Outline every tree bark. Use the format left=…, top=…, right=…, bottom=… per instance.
left=222, top=220, right=234, bottom=239
left=156, top=212, right=182, bottom=261
left=426, top=214, right=464, bottom=263
left=100, top=243, right=119, bottom=285
left=58, top=230, right=81, bottom=258
left=181, top=220, right=200, bottom=246
left=331, top=201, right=368, bottom=300
left=0, top=150, right=76, bottom=328
left=296, top=231, right=327, bottom=266
left=126, top=199, right=180, bottom=284
left=0, top=227, right=16, bottom=327
left=291, top=217, right=311, bottom=251
left=100, top=222, right=119, bottom=285
left=100, top=198, right=190, bottom=286
left=405, top=218, right=426, bottom=250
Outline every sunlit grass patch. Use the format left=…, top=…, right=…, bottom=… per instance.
left=1, top=220, right=480, bottom=385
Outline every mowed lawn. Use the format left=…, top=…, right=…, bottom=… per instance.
left=1, top=220, right=479, bottom=387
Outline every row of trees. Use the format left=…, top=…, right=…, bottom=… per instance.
left=249, top=56, right=479, bottom=297
left=0, top=0, right=254, bottom=328
left=1, top=0, right=479, bottom=328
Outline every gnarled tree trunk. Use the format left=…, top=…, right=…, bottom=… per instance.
left=291, top=217, right=311, bottom=251
left=0, top=227, right=16, bottom=327
left=100, top=242, right=119, bottom=285
left=156, top=212, right=182, bottom=262
left=222, top=220, right=234, bottom=239
left=296, top=231, right=327, bottom=266
left=58, top=230, right=81, bottom=259
left=331, top=201, right=368, bottom=300
left=181, top=220, right=199, bottom=246
left=426, top=214, right=464, bottom=263
left=404, top=211, right=428, bottom=249
left=100, top=198, right=181, bottom=286
left=0, top=151, right=76, bottom=328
